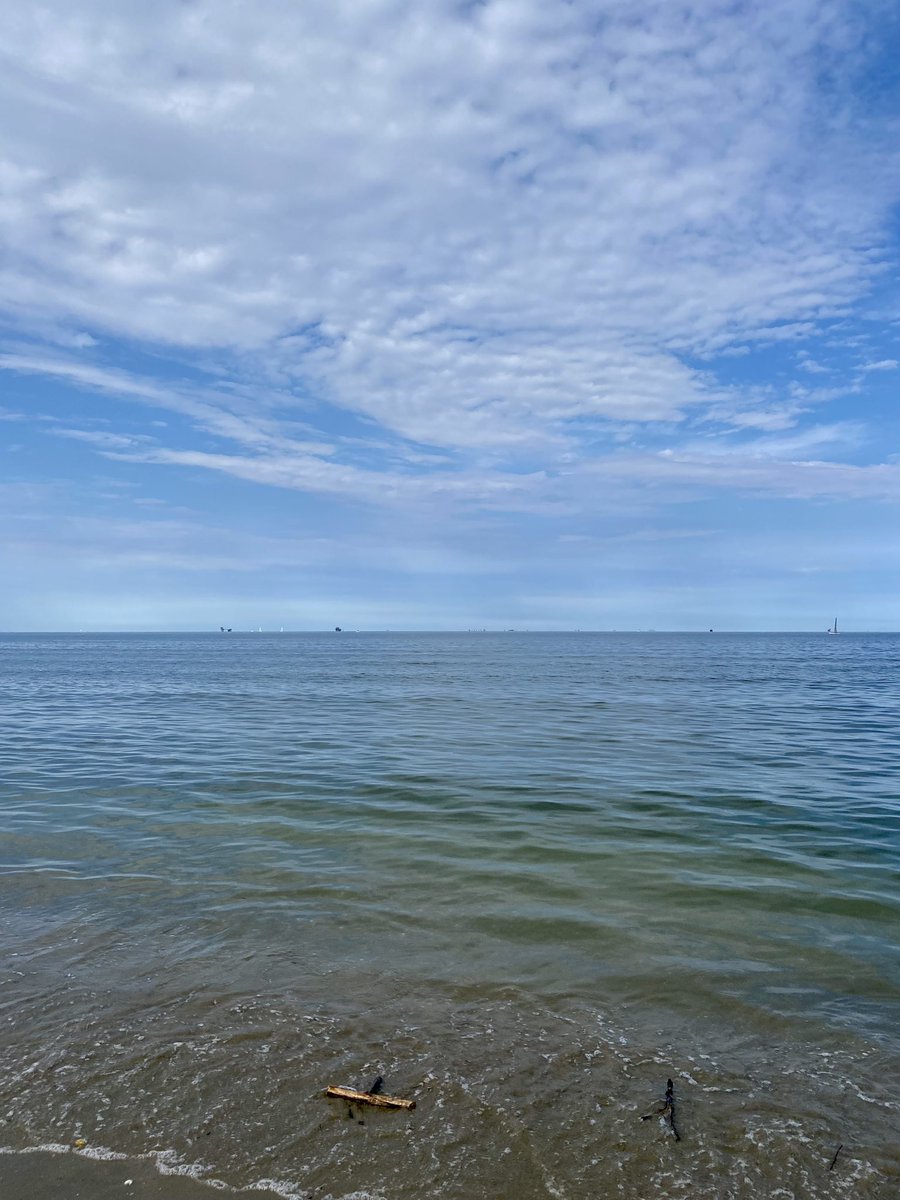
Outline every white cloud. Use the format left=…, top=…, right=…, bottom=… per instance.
left=52, top=427, right=156, bottom=450
left=0, top=351, right=337, bottom=456
left=590, top=448, right=900, bottom=502
left=683, top=421, right=865, bottom=460
left=0, top=0, right=894, bottom=464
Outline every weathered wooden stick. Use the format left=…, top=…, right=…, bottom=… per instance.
left=828, top=1144, right=843, bottom=1171
left=325, top=1085, right=415, bottom=1110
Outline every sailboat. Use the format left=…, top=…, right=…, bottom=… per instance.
left=826, top=617, right=839, bottom=635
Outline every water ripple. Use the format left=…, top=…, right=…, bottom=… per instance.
left=1, top=632, right=899, bottom=1198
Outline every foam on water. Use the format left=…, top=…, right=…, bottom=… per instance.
left=0, top=1144, right=363, bottom=1200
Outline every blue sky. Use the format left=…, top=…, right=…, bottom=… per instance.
left=1, top=0, right=899, bottom=630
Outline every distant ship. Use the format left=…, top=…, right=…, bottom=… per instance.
left=827, top=617, right=839, bottom=635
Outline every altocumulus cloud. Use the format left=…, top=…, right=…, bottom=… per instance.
left=1, top=0, right=900, bottom=628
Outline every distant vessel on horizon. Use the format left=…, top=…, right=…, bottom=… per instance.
left=827, top=617, right=839, bottom=635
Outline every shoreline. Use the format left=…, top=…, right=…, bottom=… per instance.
left=0, top=1148, right=303, bottom=1200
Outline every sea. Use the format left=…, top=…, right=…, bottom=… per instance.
left=1, top=631, right=898, bottom=1199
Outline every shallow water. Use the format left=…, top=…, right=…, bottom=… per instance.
left=1, top=632, right=899, bottom=1198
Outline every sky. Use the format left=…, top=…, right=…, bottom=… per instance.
left=1, top=0, right=899, bottom=631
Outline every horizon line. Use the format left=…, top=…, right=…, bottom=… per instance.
left=1, top=628, right=896, bottom=636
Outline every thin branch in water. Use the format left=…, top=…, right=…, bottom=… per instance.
left=640, top=1077, right=680, bottom=1142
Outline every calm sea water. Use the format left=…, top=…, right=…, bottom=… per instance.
left=1, top=632, right=898, bottom=1199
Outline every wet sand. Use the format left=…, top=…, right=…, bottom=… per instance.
left=0, top=1151, right=259, bottom=1200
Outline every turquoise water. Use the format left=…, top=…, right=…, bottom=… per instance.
left=1, top=632, right=898, bottom=1198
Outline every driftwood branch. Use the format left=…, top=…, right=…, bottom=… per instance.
left=640, top=1077, right=680, bottom=1141
left=325, top=1085, right=415, bottom=1110
left=829, top=1144, right=843, bottom=1171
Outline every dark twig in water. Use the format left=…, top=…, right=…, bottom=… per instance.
left=663, top=1078, right=680, bottom=1142
left=829, top=1144, right=843, bottom=1171
left=641, top=1077, right=680, bottom=1142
